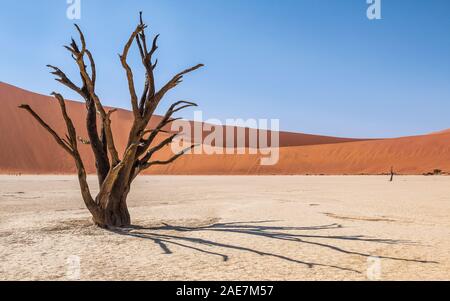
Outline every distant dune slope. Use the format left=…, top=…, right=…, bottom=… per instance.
left=1, top=82, right=449, bottom=175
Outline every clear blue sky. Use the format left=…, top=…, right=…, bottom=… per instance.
left=1, top=0, right=449, bottom=138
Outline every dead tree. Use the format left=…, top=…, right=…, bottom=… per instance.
left=390, top=166, right=394, bottom=182
left=19, top=13, right=203, bottom=228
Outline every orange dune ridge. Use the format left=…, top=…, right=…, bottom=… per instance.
left=1, top=82, right=449, bottom=175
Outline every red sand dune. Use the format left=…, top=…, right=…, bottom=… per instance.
left=1, top=82, right=449, bottom=175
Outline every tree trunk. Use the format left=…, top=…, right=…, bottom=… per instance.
left=93, top=188, right=131, bottom=228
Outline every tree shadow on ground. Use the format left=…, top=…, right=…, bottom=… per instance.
left=110, top=220, right=437, bottom=274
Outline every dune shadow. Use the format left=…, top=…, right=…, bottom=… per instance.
left=110, top=220, right=437, bottom=274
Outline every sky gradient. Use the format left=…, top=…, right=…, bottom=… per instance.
left=1, top=0, right=449, bottom=138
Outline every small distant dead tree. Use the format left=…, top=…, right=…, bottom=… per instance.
left=390, top=166, right=394, bottom=182
left=19, top=13, right=203, bottom=228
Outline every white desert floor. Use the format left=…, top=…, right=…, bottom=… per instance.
left=0, top=175, right=449, bottom=281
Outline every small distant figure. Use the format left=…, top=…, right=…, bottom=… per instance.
left=389, top=166, right=394, bottom=182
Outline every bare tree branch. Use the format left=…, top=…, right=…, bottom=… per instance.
left=138, top=11, right=149, bottom=53
left=136, top=100, right=197, bottom=157
left=120, top=24, right=146, bottom=118
left=85, top=49, right=97, bottom=86
left=74, top=24, right=87, bottom=56
left=135, top=19, right=159, bottom=113
left=140, top=133, right=179, bottom=163
left=144, top=64, right=204, bottom=118
left=149, top=34, right=159, bottom=57
left=47, top=65, right=84, bottom=96
left=19, top=95, right=99, bottom=216
left=139, top=144, right=197, bottom=171
left=18, top=104, right=73, bottom=155
left=46, top=60, right=109, bottom=182
left=51, top=92, right=78, bottom=147
left=137, top=35, right=160, bottom=109
left=67, top=24, right=120, bottom=167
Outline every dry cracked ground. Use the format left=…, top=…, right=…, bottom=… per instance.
left=0, top=175, right=449, bottom=280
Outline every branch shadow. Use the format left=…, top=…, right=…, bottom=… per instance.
left=109, top=220, right=438, bottom=274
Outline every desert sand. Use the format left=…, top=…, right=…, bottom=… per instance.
left=2, top=82, right=450, bottom=176
left=1, top=175, right=449, bottom=280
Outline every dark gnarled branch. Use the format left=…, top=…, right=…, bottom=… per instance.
left=136, top=100, right=197, bottom=157
left=144, top=64, right=204, bottom=118
left=140, top=133, right=179, bottom=164
left=139, top=144, right=198, bottom=172
left=65, top=24, right=120, bottom=167
left=18, top=95, right=99, bottom=216
left=120, top=24, right=146, bottom=118
left=18, top=104, right=73, bottom=155
left=135, top=11, right=159, bottom=114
